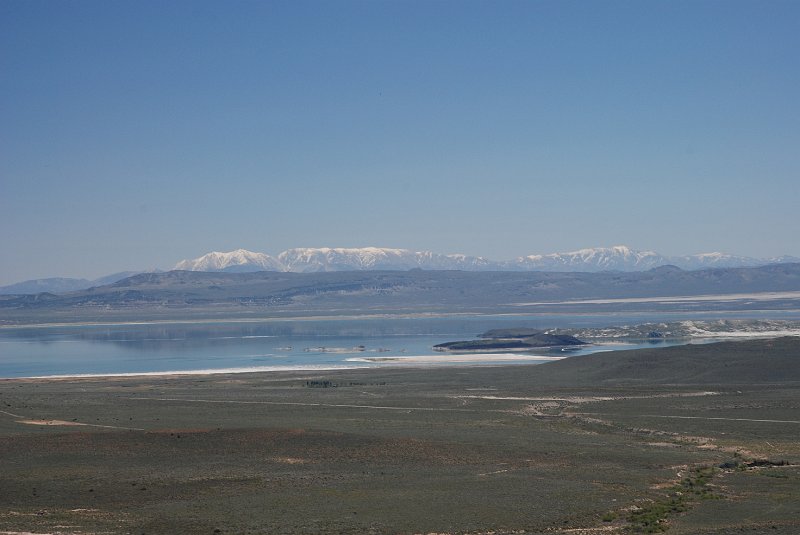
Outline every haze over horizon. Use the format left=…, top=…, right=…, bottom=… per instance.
left=2, top=1, right=798, bottom=285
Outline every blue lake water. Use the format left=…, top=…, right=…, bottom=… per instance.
left=2, top=311, right=799, bottom=378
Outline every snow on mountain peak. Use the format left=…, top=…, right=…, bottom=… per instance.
left=517, top=246, right=665, bottom=271
left=278, top=246, right=470, bottom=272
left=172, top=245, right=799, bottom=275
left=174, top=249, right=284, bottom=272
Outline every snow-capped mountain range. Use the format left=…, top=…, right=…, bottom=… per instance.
left=278, top=247, right=495, bottom=273
left=173, top=246, right=799, bottom=274
left=174, top=249, right=284, bottom=273
left=2, top=246, right=798, bottom=295
left=174, top=247, right=496, bottom=274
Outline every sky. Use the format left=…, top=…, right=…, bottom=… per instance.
left=1, top=0, right=799, bottom=285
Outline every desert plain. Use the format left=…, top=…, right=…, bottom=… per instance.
left=1, top=338, right=798, bottom=534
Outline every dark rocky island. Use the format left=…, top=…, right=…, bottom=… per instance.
left=434, top=329, right=586, bottom=352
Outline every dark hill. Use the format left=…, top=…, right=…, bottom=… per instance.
left=524, top=337, right=800, bottom=386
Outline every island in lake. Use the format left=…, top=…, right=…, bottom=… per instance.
left=433, top=328, right=586, bottom=352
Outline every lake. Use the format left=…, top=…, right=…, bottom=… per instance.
left=2, top=310, right=799, bottom=378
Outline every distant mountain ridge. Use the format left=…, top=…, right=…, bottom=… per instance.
left=3, top=263, right=800, bottom=325
left=173, top=245, right=798, bottom=274
left=2, top=246, right=797, bottom=296
left=514, top=246, right=666, bottom=271
left=171, top=247, right=497, bottom=274
left=0, top=271, right=154, bottom=296
left=174, top=249, right=283, bottom=272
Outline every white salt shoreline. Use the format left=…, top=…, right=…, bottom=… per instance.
left=511, top=290, right=800, bottom=307
left=17, top=364, right=363, bottom=380
left=345, top=353, right=565, bottom=363
left=5, top=354, right=560, bottom=380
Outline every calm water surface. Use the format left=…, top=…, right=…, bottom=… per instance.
left=2, top=311, right=799, bottom=378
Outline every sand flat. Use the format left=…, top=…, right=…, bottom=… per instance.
left=346, top=353, right=564, bottom=363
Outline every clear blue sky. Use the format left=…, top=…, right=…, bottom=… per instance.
left=2, top=0, right=798, bottom=284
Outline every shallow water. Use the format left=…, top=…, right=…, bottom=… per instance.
left=2, top=311, right=799, bottom=378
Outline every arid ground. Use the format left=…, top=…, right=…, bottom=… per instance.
left=1, top=338, right=798, bottom=534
